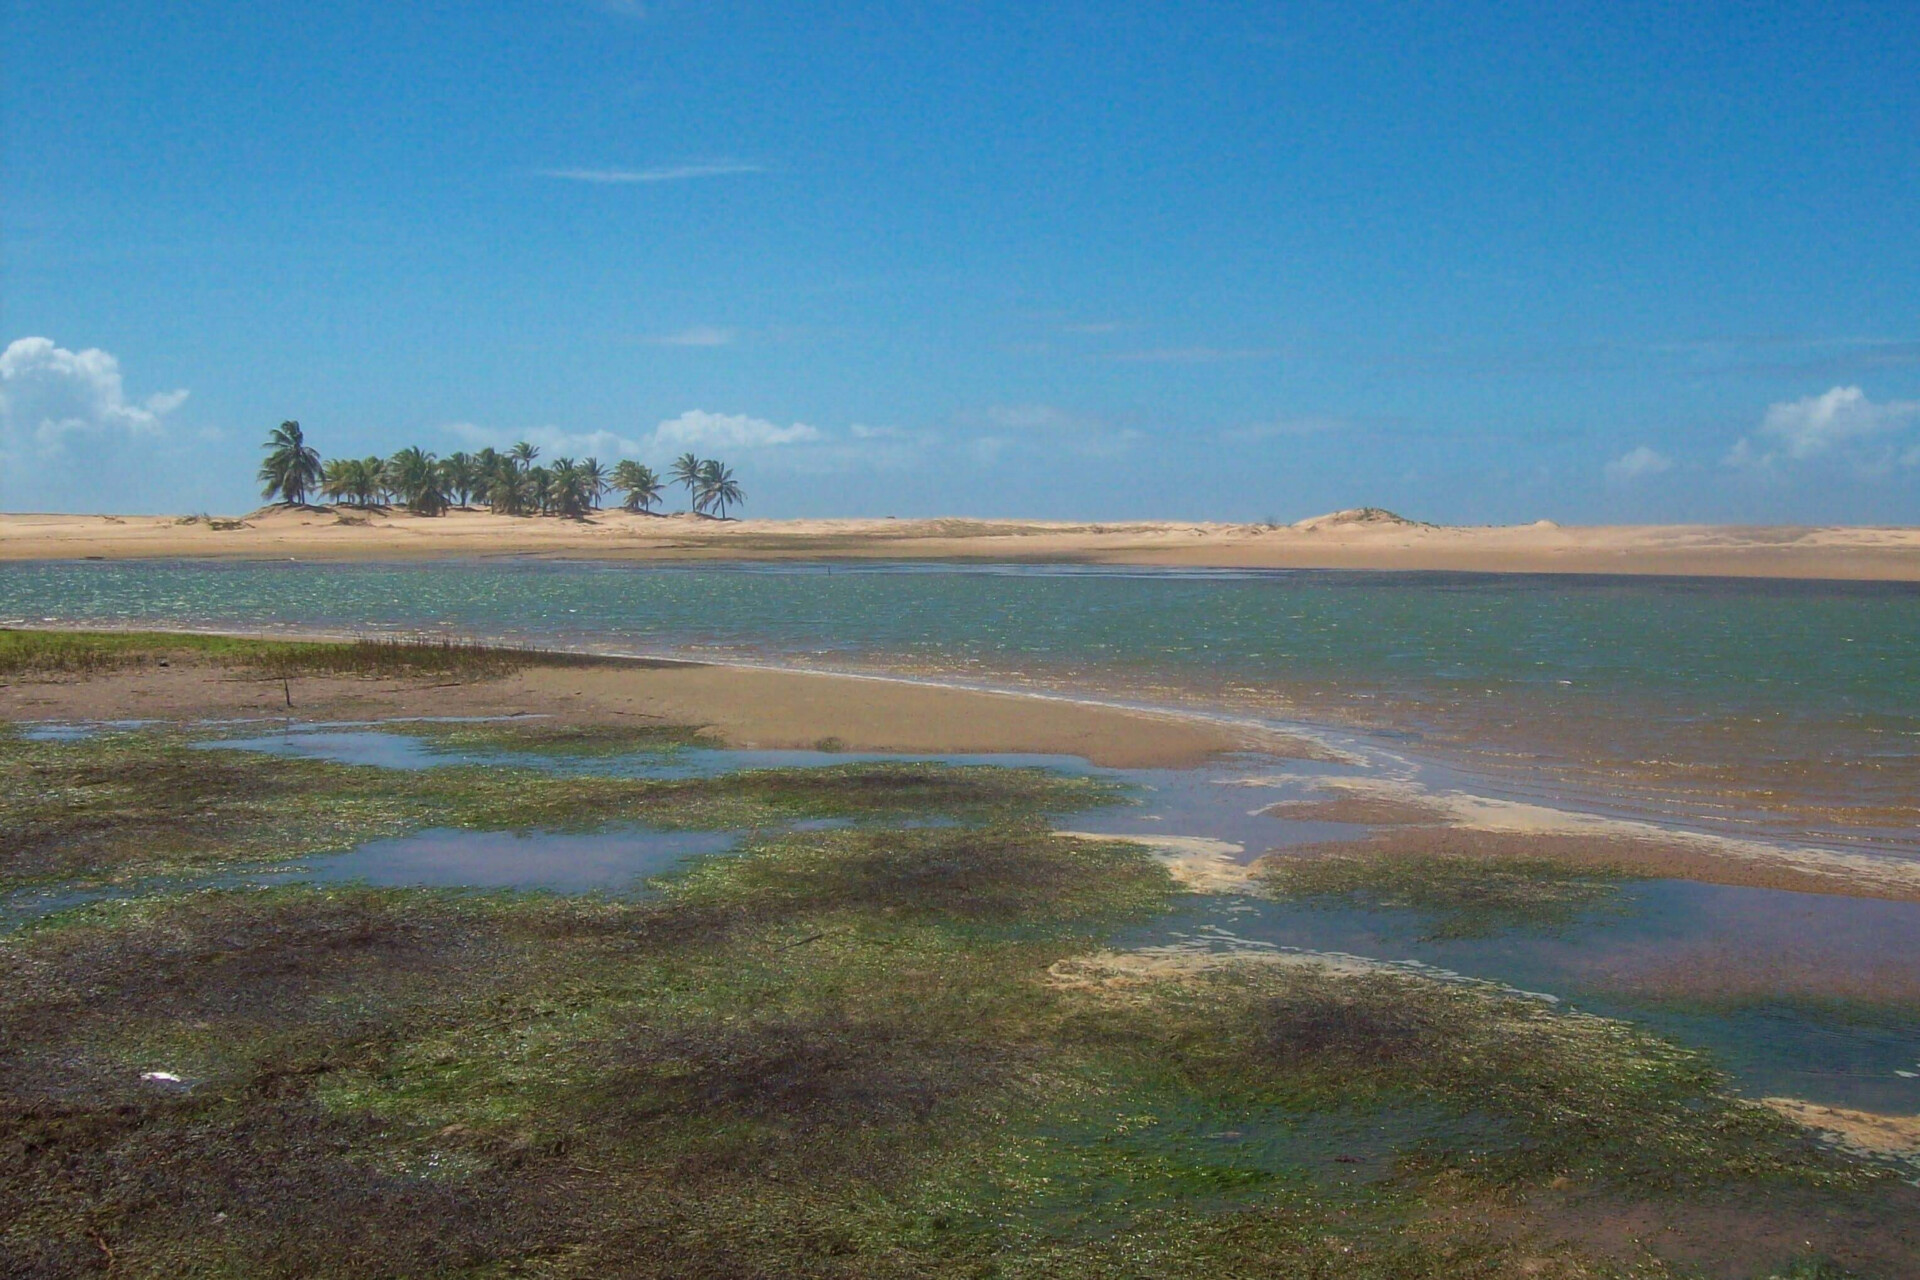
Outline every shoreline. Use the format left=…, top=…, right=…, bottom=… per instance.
left=8, top=622, right=1920, bottom=903
left=5, top=508, right=1920, bottom=580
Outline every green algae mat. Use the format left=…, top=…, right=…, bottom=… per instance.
left=3, top=724, right=1916, bottom=1277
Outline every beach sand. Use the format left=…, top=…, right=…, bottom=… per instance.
left=5, top=506, right=1920, bottom=579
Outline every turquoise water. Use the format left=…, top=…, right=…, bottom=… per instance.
left=7, top=558, right=1917, bottom=713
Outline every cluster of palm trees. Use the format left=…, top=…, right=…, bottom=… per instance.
left=257, top=421, right=746, bottom=518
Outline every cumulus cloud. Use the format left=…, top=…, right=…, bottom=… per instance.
left=1604, top=445, right=1673, bottom=483
left=1725, top=386, right=1920, bottom=469
left=647, top=410, right=820, bottom=452
left=0, top=337, right=187, bottom=455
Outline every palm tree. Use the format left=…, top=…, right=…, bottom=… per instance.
left=442, top=452, right=478, bottom=507
left=612, top=460, right=663, bottom=513
left=528, top=465, right=554, bottom=515
left=486, top=458, right=531, bottom=515
left=670, top=452, right=704, bottom=513
left=579, top=456, right=609, bottom=510
left=696, top=459, right=744, bottom=519
left=387, top=446, right=449, bottom=515
left=510, top=440, right=539, bottom=471
left=258, top=420, right=323, bottom=506
left=471, top=448, right=502, bottom=507
left=363, top=456, right=392, bottom=507
left=321, top=457, right=359, bottom=506
left=548, top=457, right=593, bottom=517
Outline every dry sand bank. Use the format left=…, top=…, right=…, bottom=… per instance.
left=5, top=507, right=1920, bottom=580
left=0, top=656, right=1253, bottom=770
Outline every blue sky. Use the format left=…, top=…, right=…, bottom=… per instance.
left=4, top=1, right=1917, bottom=522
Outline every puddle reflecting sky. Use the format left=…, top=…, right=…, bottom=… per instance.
left=16, top=723, right=1920, bottom=1116
left=283, top=826, right=741, bottom=893
left=1121, top=885, right=1920, bottom=1113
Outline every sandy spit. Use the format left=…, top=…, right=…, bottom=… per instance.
left=0, top=654, right=1247, bottom=771
left=1762, top=1098, right=1920, bottom=1160
left=1239, top=774, right=1920, bottom=904
left=6, top=507, right=1920, bottom=580
left=1056, top=832, right=1254, bottom=892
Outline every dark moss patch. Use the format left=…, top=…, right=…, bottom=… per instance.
left=0, top=733, right=422, bottom=886
left=666, top=824, right=1171, bottom=929
left=1258, top=850, right=1637, bottom=939
left=1071, top=962, right=1865, bottom=1196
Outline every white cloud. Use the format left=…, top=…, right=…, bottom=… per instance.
left=647, top=410, right=820, bottom=452
left=443, top=422, right=647, bottom=459
left=447, top=413, right=929, bottom=477
left=647, top=326, right=736, bottom=347
left=1604, top=445, right=1673, bottom=483
left=536, top=163, right=763, bottom=184
left=1725, top=386, right=1920, bottom=469
left=0, top=337, right=187, bottom=455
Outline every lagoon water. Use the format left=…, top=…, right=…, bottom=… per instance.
left=9, top=557, right=1920, bottom=846
left=8, top=559, right=1920, bottom=1119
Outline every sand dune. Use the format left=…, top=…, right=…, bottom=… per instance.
left=3, top=506, right=1919, bottom=580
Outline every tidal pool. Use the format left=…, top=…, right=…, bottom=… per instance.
left=286, top=826, right=741, bottom=893
left=1125, top=882, right=1920, bottom=1115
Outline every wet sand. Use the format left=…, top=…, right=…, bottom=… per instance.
left=0, top=656, right=1257, bottom=770
left=5, top=506, right=1920, bottom=580
left=1259, top=828, right=1920, bottom=904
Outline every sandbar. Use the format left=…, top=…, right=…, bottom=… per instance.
left=0, top=654, right=1251, bottom=770
left=5, top=507, right=1919, bottom=580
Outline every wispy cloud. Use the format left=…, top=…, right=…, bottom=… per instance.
left=443, top=422, right=646, bottom=459
left=1604, top=445, right=1673, bottom=483
left=1220, top=416, right=1345, bottom=444
left=647, top=410, right=819, bottom=451
left=965, top=405, right=1142, bottom=461
left=445, top=413, right=930, bottom=476
left=536, top=162, right=763, bottom=184
left=646, top=326, right=736, bottom=348
left=1102, top=346, right=1282, bottom=364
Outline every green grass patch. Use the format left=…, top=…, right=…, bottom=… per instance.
left=1063, top=960, right=1861, bottom=1195
left=1259, top=850, right=1637, bottom=939
left=2, top=727, right=1911, bottom=1275
left=0, top=626, right=615, bottom=680
left=392, top=718, right=722, bottom=756
left=0, top=728, right=1122, bottom=890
